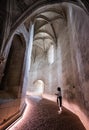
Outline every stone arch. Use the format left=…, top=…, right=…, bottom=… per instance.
left=32, top=79, right=45, bottom=96
left=28, top=2, right=89, bottom=95
left=0, top=34, right=26, bottom=98
left=11, top=0, right=87, bottom=33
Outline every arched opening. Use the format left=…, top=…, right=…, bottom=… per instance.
left=33, top=79, right=44, bottom=94
left=27, top=79, right=45, bottom=97
left=0, top=34, right=26, bottom=98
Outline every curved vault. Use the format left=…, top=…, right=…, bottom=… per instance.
left=24, top=4, right=67, bottom=71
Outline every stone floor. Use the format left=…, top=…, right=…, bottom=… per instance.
left=9, top=95, right=86, bottom=130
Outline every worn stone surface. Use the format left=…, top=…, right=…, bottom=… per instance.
left=9, top=96, right=86, bottom=130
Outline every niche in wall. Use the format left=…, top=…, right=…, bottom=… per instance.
left=0, top=34, right=26, bottom=98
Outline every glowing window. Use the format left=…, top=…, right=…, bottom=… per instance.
left=48, top=45, right=54, bottom=64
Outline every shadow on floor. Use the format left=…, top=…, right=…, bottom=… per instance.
left=9, top=95, right=86, bottom=130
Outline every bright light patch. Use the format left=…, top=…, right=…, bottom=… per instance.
left=27, top=80, right=45, bottom=97
left=33, top=80, right=44, bottom=94
left=63, top=99, right=89, bottom=130
left=48, top=45, right=54, bottom=64
left=6, top=98, right=32, bottom=130
left=43, top=93, right=56, bottom=102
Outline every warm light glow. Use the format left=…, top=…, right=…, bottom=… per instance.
left=6, top=94, right=88, bottom=130
left=63, top=99, right=89, bottom=130
left=6, top=98, right=32, bottom=130
left=43, top=93, right=56, bottom=102
left=43, top=94, right=89, bottom=130
left=33, top=80, right=44, bottom=94
left=27, top=80, right=45, bottom=97
left=26, top=91, right=43, bottom=100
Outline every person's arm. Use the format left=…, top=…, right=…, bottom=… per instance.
left=55, top=92, right=58, bottom=96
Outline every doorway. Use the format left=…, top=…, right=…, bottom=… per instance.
left=0, top=34, right=26, bottom=98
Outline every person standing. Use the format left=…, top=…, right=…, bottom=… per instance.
left=55, top=87, right=62, bottom=113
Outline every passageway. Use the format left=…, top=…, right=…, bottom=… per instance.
left=8, top=95, right=86, bottom=130
left=0, top=1, right=89, bottom=130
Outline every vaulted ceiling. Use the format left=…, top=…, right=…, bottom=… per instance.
left=0, top=0, right=89, bottom=70
left=24, top=4, right=67, bottom=70
left=23, top=1, right=89, bottom=71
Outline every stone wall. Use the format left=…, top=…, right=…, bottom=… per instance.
left=0, top=24, right=29, bottom=130
left=28, top=3, right=89, bottom=129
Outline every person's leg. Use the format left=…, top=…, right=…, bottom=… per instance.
left=57, top=97, right=58, bottom=105
left=56, top=97, right=60, bottom=110
left=60, top=97, right=62, bottom=107
left=57, top=97, right=60, bottom=110
left=58, top=97, right=62, bottom=114
left=59, top=97, right=62, bottom=111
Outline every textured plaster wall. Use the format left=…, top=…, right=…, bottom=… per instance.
left=67, top=3, right=89, bottom=121
left=27, top=3, right=89, bottom=129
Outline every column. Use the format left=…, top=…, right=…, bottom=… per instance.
left=22, top=21, right=34, bottom=94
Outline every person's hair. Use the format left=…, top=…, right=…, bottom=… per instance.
left=57, top=87, right=61, bottom=91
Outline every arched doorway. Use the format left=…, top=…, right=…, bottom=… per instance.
left=27, top=79, right=45, bottom=97
left=0, top=34, right=26, bottom=98
left=33, top=79, right=45, bottom=95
